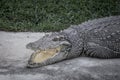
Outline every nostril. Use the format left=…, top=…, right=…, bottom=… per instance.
left=26, top=42, right=41, bottom=50
left=26, top=43, right=33, bottom=49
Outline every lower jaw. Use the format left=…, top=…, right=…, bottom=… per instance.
left=26, top=62, right=44, bottom=68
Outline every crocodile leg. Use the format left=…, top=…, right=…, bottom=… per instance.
left=84, top=43, right=120, bottom=59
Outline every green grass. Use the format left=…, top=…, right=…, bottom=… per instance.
left=0, top=0, right=120, bottom=32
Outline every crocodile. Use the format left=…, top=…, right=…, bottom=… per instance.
left=26, top=15, right=120, bottom=68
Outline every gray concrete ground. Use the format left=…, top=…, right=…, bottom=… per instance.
left=0, top=31, right=120, bottom=80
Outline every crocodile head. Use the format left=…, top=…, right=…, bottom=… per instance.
left=26, top=32, right=72, bottom=68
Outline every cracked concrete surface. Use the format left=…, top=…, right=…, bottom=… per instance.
left=0, top=31, right=120, bottom=80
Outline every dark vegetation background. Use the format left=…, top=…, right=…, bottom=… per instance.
left=0, top=0, right=120, bottom=32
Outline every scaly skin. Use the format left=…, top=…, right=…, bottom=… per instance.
left=26, top=15, right=120, bottom=68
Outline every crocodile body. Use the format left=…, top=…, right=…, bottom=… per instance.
left=61, top=15, right=120, bottom=58
left=26, top=15, right=120, bottom=68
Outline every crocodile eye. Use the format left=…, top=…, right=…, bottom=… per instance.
left=52, top=36, right=64, bottom=41
left=52, top=37, right=59, bottom=41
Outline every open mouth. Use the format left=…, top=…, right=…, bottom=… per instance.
left=27, top=40, right=72, bottom=68
left=27, top=46, right=62, bottom=67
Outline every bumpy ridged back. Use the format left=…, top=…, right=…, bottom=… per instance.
left=85, top=16, right=120, bottom=53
